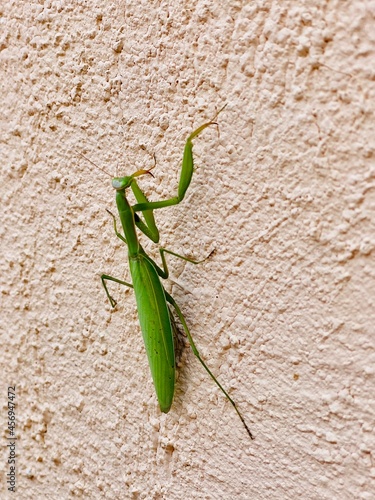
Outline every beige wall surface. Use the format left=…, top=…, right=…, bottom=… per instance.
left=1, top=1, right=374, bottom=499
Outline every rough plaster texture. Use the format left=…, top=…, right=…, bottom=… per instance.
left=1, top=1, right=374, bottom=499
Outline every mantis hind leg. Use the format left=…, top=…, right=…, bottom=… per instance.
left=164, top=290, right=254, bottom=440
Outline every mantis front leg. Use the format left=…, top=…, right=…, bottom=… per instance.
left=132, top=106, right=226, bottom=214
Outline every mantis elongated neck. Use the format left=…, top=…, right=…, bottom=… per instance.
left=115, top=190, right=139, bottom=257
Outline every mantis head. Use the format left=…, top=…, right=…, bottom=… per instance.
left=112, top=168, right=154, bottom=191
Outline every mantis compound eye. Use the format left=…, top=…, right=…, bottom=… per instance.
left=112, top=176, right=132, bottom=190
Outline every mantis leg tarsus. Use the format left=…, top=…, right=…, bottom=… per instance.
left=164, top=290, right=254, bottom=440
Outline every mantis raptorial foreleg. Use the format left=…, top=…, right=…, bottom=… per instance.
left=131, top=106, right=227, bottom=214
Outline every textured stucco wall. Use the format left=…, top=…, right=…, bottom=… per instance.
left=1, top=1, right=374, bottom=499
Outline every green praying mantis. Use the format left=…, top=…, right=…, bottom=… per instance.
left=82, top=106, right=254, bottom=440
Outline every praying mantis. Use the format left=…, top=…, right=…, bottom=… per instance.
left=83, top=106, right=254, bottom=439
